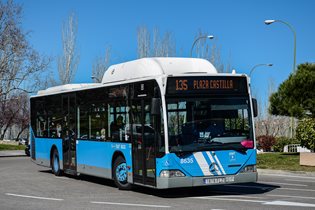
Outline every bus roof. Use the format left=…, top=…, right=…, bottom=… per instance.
left=102, top=57, right=217, bottom=84
left=36, top=83, right=101, bottom=96
left=35, top=57, right=217, bottom=97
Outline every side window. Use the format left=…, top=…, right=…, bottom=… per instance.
left=46, top=95, right=62, bottom=138
left=78, top=104, right=89, bottom=140
left=108, top=85, right=129, bottom=142
left=90, top=103, right=108, bottom=141
left=35, top=99, right=47, bottom=138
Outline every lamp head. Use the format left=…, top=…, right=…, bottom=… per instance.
left=207, top=35, right=214, bottom=39
left=264, top=19, right=275, bottom=25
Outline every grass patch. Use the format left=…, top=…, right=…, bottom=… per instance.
left=257, top=152, right=315, bottom=172
left=0, top=144, right=25, bottom=151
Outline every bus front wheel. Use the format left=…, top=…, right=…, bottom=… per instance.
left=51, top=149, right=62, bottom=176
left=113, top=156, right=132, bottom=190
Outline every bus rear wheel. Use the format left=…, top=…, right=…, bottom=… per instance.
left=51, top=149, right=62, bottom=176
left=113, top=156, right=132, bottom=190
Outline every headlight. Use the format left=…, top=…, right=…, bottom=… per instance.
left=159, top=170, right=185, bottom=178
left=240, top=165, right=256, bottom=173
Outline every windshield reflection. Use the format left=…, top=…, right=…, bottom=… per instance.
left=167, top=98, right=253, bottom=152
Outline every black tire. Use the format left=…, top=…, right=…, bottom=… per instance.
left=113, top=156, right=132, bottom=190
left=51, top=149, right=62, bottom=176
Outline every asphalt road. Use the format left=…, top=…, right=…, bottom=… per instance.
left=1, top=157, right=315, bottom=210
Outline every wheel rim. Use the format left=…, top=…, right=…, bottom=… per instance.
left=53, top=154, right=59, bottom=172
left=116, top=163, right=127, bottom=183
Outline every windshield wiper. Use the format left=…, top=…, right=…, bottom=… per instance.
left=198, top=142, right=247, bottom=154
left=197, top=141, right=223, bottom=149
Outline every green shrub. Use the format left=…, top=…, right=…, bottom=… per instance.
left=296, top=118, right=315, bottom=152
left=273, top=137, right=299, bottom=152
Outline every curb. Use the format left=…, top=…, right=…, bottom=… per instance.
left=0, top=155, right=27, bottom=158
left=258, top=168, right=315, bottom=177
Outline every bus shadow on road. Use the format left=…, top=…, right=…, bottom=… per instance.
left=39, top=170, right=117, bottom=188
left=132, top=182, right=279, bottom=198
left=39, top=170, right=278, bottom=198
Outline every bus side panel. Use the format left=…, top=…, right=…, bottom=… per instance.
left=34, top=138, right=63, bottom=168
left=76, top=140, right=132, bottom=181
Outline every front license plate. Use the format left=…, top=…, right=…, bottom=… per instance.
left=203, top=176, right=235, bottom=184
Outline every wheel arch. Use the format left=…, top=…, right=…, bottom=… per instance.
left=50, top=145, right=59, bottom=167
left=111, top=151, right=125, bottom=177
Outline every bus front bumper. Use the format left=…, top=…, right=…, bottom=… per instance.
left=156, top=172, right=258, bottom=189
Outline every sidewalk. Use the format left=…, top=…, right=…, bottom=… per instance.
left=0, top=150, right=26, bottom=157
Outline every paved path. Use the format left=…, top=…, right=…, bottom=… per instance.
left=0, top=150, right=25, bottom=157
left=1, top=157, right=315, bottom=210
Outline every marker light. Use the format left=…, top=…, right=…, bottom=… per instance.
left=241, top=140, right=254, bottom=149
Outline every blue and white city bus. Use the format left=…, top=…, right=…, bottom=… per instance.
left=30, top=58, right=258, bottom=189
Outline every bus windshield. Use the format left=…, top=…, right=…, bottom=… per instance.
left=167, top=97, right=253, bottom=153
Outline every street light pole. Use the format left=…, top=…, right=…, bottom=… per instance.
left=264, top=19, right=296, bottom=73
left=190, top=35, right=214, bottom=57
left=264, top=19, right=297, bottom=138
left=249, top=63, right=273, bottom=77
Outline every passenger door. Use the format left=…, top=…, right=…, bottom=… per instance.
left=132, top=99, right=156, bottom=186
left=62, top=94, right=77, bottom=173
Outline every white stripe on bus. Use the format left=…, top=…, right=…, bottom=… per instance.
left=206, top=152, right=222, bottom=175
left=213, top=153, right=226, bottom=175
left=193, top=152, right=212, bottom=176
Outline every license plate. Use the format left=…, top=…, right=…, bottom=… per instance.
left=203, top=176, right=235, bottom=184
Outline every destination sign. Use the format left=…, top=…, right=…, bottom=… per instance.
left=167, top=76, right=248, bottom=95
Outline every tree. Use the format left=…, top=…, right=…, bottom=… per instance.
left=269, top=63, right=315, bottom=119
left=152, top=28, right=176, bottom=57
left=193, top=30, right=230, bottom=73
left=0, top=0, right=49, bottom=139
left=137, top=26, right=176, bottom=58
left=255, top=79, right=292, bottom=138
left=92, top=46, right=111, bottom=82
left=137, top=26, right=150, bottom=58
left=58, top=13, right=79, bottom=84
left=296, top=118, right=315, bottom=152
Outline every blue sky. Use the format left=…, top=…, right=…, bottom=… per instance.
left=17, top=0, right=315, bottom=112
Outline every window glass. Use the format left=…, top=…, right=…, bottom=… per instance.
left=46, top=95, right=62, bottom=138
left=35, top=99, right=47, bottom=137
left=167, top=97, right=253, bottom=153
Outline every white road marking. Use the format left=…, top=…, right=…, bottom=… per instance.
left=278, top=187, right=315, bottom=192
left=261, top=173, right=315, bottom=180
left=263, top=200, right=315, bottom=207
left=285, top=179, right=315, bottom=183
left=192, top=197, right=266, bottom=203
left=5, top=193, right=63, bottom=201
left=259, top=181, right=307, bottom=187
left=91, top=201, right=171, bottom=208
left=193, top=197, right=315, bottom=208
left=267, top=194, right=315, bottom=200
left=55, top=176, right=70, bottom=180
left=226, top=184, right=315, bottom=192
left=203, top=195, right=266, bottom=199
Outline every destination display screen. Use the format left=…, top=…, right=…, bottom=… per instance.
left=166, top=76, right=248, bottom=95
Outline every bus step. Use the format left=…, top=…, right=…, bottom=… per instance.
left=64, top=169, right=77, bottom=176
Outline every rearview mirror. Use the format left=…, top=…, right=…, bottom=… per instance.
left=252, top=98, right=258, bottom=117
left=151, top=98, right=161, bottom=115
